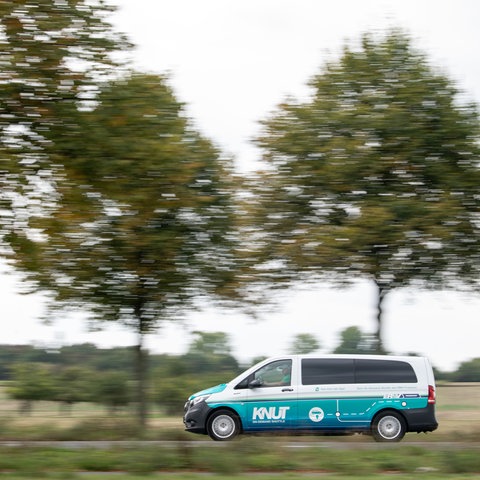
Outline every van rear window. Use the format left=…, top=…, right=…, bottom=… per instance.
left=355, top=359, right=417, bottom=383
left=301, top=358, right=418, bottom=385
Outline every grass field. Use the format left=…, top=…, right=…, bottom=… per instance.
left=432, top=383, right=480, bottom=441
left=0, top=439, right=478, bottom=478
left=0, top=383, right=479, bottom=478
left=1, top=382, right=479, bottom=441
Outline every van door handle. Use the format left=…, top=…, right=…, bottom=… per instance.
left=282, top=388, right=294, bottom=392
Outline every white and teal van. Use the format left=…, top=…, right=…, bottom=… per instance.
left=183, top=354, right=438, bottom=442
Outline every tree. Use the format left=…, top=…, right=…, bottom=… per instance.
left=93, top=371, right=131, bottom=415
left=5, top=74, right=237, bottom=428
left=333, top=326, right=374, bottom=354
left=188, top=331, right=233, bottom=357
left=182, top=331, right=239, bottom=374
left=452, top=358, right=480, bottom=382
left=0, top=0, right=130, bottom=239
left=248, top=30, right=480, bottom=352
left=8, top=363, right=56, bottom=415
left=151, top=334, right=240, bottom=415
left=289, top=333, right=320, bottom=354
left=53, top=366, right=95, bottom=414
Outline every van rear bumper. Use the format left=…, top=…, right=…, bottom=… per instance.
left=404, top=404, right=438, bottom=433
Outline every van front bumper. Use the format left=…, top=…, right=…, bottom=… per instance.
left=404, top=404, right=438, bottom=433
left=183, top=401, right=212, bottom=434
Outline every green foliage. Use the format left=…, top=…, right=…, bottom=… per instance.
left=188, top=331, right=233, bottom=356
left=92, top=370, right=132, bottom=413
left=53, top=366, right=96, bottom=407
left=152, top=371, right=237, bottom=415
left=0, top=344, right=136, bottom=380
left=0, top=0, right=130, bottom=245
left=4, top=73, right=237, bottom=428
left=7, top=353, right=134, bottom=414
left=334, top=326, right=376, bottom=354
left=0, top=444, right=479, bottom=476
left=247, top=29, right=480, bottom=352
left=181, top=331, right=240, bottom=375
left=289, top=333, right=320, bottom=354
left=9, top=73, right=236, bottom=328
left=8, top=363, right=57, bottom=414
left=451, top=358, right=480, bottom=382
left=0, top=0, right=237, bottom=431
left=151, top=332, right=240, bottom=414
left=442, top=449, right=480, bottom=473
left=54, top=419, right=142, bottom=441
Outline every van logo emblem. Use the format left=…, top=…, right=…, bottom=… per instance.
left=309, top=407, right=324, bottom=422
left=252, top=406, right=290, bottom=421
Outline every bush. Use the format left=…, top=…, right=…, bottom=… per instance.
left=442, top=450, right=480, bottom=473
left=54, top=419, right=141, bottom=441
left=451, top=358, right=480, bottom=382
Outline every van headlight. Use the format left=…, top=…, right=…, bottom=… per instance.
left=192, top=394, right=210, bottom=406
left=185, top=394, right=210, bottom=411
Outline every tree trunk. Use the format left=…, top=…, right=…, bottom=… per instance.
left=135, top=327, right=148, bottom=430
left=373, top=279, right=388, bottom=354
left=20, top=400, right=32, bottom=416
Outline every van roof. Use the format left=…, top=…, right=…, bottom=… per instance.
left=259, top=354, right=428, bottom=361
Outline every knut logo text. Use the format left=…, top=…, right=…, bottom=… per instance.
left=252, top=406, right=290, bottom=422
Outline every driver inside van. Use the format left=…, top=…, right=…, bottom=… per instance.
left=263, top=364, right=291, bottom=386
left=280, top=365, right=291, bottom=385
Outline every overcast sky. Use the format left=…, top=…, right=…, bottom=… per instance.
left=3, top=0, right=480, bottom=372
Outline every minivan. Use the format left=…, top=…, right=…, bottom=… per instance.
left=183, top=354, right=438, bottom=442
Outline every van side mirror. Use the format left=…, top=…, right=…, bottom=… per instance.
left=249, top=379, right=263, bottom=388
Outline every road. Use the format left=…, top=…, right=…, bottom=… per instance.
left=1, top=440, right=478, bottom=450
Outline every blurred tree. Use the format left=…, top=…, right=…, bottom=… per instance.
left=250, top=356, right=268, bottom=365
left=5, top=74, right=237, bottom=428
left=188, top=331, right=233, bottom=356
left=182, top=331, right=239, bottom=374
left=247, top=30, right=480, bottom=352
left=289, top=333, right=320, bottom=354
left=0, top=0, right=130, bottom=238
left=333, top=326, right=375, bottom=354
left=0, top=344, right=137, bottom=379
left=152, top=370, right=236, bottom=415
left=53, top=366, right=95, bottom=414
left=8, top=363, right=57, bottom=415
left=151, top=332, right=240, bottom=414
left=93, top=370, right=131, bottom=415
left=451, top=358, right=480, bottom=382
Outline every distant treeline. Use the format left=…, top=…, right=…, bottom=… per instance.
left=0, top=341, right=241, bottom=381
left=1, top=342, right=479, bottom=383
left=1, top=335, right=243, bottom=415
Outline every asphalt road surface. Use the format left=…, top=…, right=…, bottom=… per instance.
left=1, top=440, right=478, bottom=450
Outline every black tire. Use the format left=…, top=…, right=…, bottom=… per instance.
left=371, top=411, right=406, bottom=442
left=207, top=409, right=240, bottom=441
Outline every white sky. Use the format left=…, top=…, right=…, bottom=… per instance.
left=2, top=0, right=480, bottom=372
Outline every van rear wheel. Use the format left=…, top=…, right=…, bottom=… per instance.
left=207, top=410, right=240, bottom=441
left=372, top=411, right=406, bottom=442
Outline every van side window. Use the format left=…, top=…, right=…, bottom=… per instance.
left=355, top=359, right=417, bottom=383
left=235, top=360, right=292, bottom=389
left=301, top=358, right=418, bottom=385
left=302, top=359, right=354, bottom=385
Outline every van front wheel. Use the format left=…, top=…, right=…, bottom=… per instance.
left=207, top=410, right=240, bottom=441
left=372, top=411, right=406, bottom=442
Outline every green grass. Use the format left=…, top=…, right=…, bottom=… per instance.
left=438, top=404, right=478, bottom=411
left=0, top=443, right=478, bottom=477
left=0, top=383, right=479, bottom=442
left=0, top=382, right=478, bottom=478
